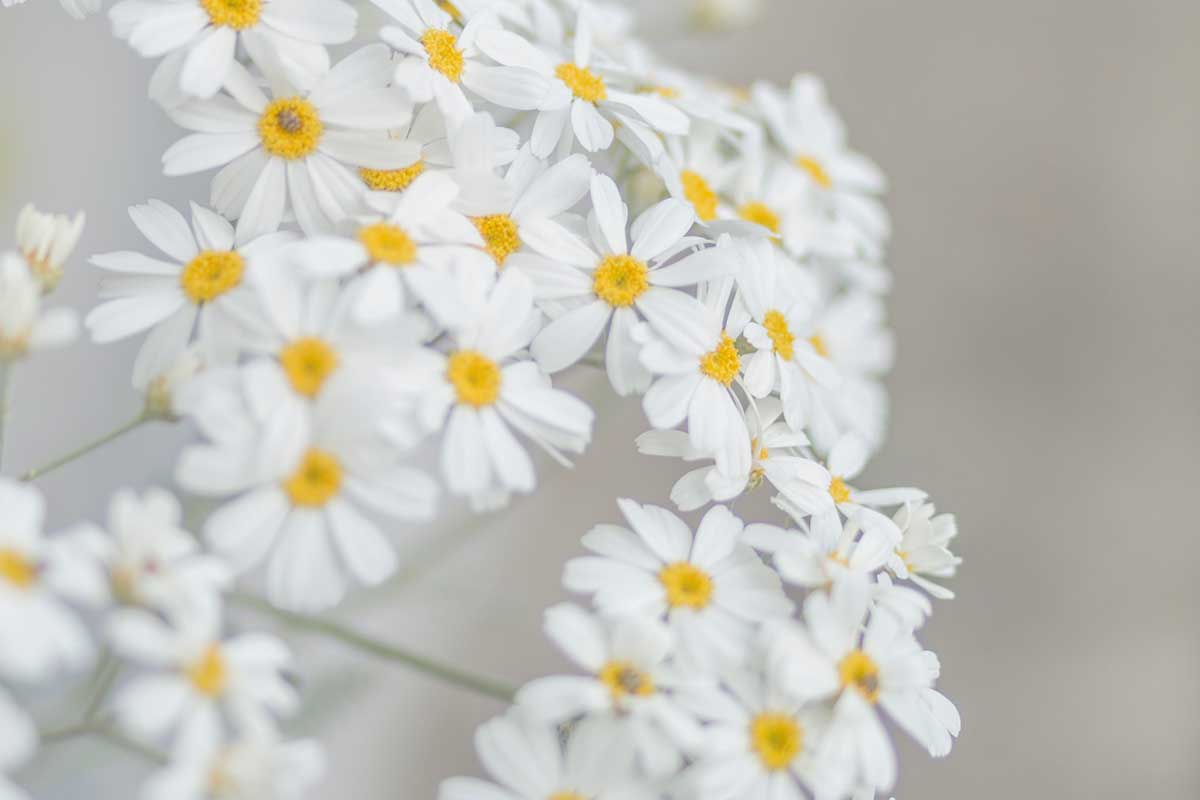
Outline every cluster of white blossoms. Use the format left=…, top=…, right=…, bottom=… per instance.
left=0, top=0, right=963, bottom=798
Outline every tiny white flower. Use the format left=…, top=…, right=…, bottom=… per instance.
left=516, top=603, right=705, bottom=776
left=525, top=175, right=729, bottom=396
left=440, top=713, right=655, bottom=800
left=109, top=606, right=298, bottom=753
left=564, top=501, right=792, bottom=670
left=416, top=268, right=595, bottom=506
left=163, top=45, right=415, bottom=242
left=86, top=201, right=293, bottom=386
left=888, top=502, right=961, bottom=600
left=141, top=730, right=325, bottom=800
left=14, top=203, right=85, bottom=292
left=109, top=0, right=357, bottom=102
left=0, top=253, right=78, bottom=363
left=378, top=0, right=552, bottom=127
left=742, top=508, right=895, bottom=590
left=0, top=479, right=100, bottom=684
left=136, top=346, right=206, bottom=420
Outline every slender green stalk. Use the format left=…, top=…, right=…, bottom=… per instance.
left=82, top=655, right=121, bottom=722
left=0, top=363, right=13, bottom=471
left=231, top=593, right=517, bottom=703
left=21, top=412, right=150, bottom=482
left=40, top=718, right=166, bottom=765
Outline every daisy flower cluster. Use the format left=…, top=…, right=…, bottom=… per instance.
left=0, top=0, right=963, bottom=798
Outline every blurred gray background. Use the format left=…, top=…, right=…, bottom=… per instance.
left=2, top=0, right=1198, bottom=797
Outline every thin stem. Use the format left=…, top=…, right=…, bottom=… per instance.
left=40, top=718, right=167, bottom=764
left=0, top=363, right=13, bottom=471
left=82, top=655, right=121, bottom=721
left=231, top=593, right=517, bottom=703
left=21, top=412, right=150, bottom=482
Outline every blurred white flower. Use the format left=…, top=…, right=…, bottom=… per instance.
left=0, top=686, right=36, bottom=800
left=0, top=253, right=78, bottom=363
left=888, top=502, right=961, bottom=600
left=14, top=204, right=85, bottom=292
left=141, top=730, right=325, bottom=800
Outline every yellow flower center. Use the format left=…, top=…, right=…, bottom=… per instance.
left=738, top=201, right=781, bottom=235
left=793, top=154, right=833, bottom=189
left=659, top=561, right=713, bottom=610
left=258, top=98, right=323, bottom=160
left=762, top=310, right=795, bottom=360
left=360, top=161, right=426, bottom=192
left=472, top=214, right=522, bottom=265
left=699, top=334, right=741, bottom=386
left=750, top=713, right=803, bottom=771
left=283, top=449, right=343, bottom=507
left=592, top=255, right=648, bottom=307
left=447, top=350, right=501, bottom=407
left=839, top=649, right=881, bottom=703
left=0, top=549, right=36, bottom=589
left=680, top=170, right=718, bottom=222
left=436, top=0, right=463, bottom=22
left=180, top=251, right=244, bottom=303
left=556, top=63, right=608, bottom=103
left=279, top=337, right=340, bottom=397
left=199, top=0, right=261, bottom=28
left=808, top=333, right=829, bottom=357
left=598, top=661, right=655, bottom=700
left=359, top=222, right=418, bottom=267
left=828, top=476, right=851, bottom=504
left=187, top=645, right=228, bottom=697
left=422, top=29, right=465, bottom=82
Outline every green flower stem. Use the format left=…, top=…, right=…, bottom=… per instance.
left=39, top=718, right=167, bottom=765
left=231, top=593, right=518, bottom=704
left=0, top=363, right=13, bottom=471
left=21, top=412, right=152, bottom=482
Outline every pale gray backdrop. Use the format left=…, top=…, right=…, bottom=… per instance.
left=1, top=1, right=1198, bottom=797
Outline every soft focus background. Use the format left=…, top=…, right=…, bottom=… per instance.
left=2, top=1, right=1198, bottom=797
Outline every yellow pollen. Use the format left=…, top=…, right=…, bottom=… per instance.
left=258, top=98, right=323, bottom=160
left=556, top=62, right=608, bottom=103
left=793, top=154, right=833, bottom=189
left=699, top=334, right=741, bottom=386
left=808, top=333, right=829, bottom=357
left=360, top=161, right=426, bottom=192
left=599, top=661, right=655, bottom=700
left=659, top=561, right=713, bottom=610
left=283, top=449, right=343, bottom=507
left=436, top=0, right=463, bottom=22
left=422, top=29, right=465, bottom=82
left=592, top=255, right=649, bottom=307
left=187, top=645, right=228, bottom=697
left=828, top=476, right=851, bottom=504
left=447, top=350, right=501, bottom=407
left=738, top=201, right=781, bottom=235
left=839, top=649, right=881, bottom=703
left=279, top=337, right=340, bottom=397
left=750, top=713, right=803, bottom=771
left=0, top=549, right=36, bottom=588
left=472, top=214, right=522, bottom=265
left=680, top=170, right=718, bottom=222
left=180, top=251, right=245, bottom=304
left=547, top=794, right=587, bottom=800
left=199, top=0, right=261, bottom=28
left=359, top=222, right=418, bottom=267
left=762, top=310, right=795, bottom=360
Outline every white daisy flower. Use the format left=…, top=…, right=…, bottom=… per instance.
left=475, top=8, right=689, bottom=157
left=767, top=576, right=961, bottom=790
left=416, top=268, right=595, bottom=506
left=752, top=75, right=891, bottom=250
left=742, top=508, right=895, bottom=590
left=163, top=45, right=415, bottom=242
left=563, top=502, right=792, bottom=670
left=440, top=713, right=655, bottom=800
left=85, top=200, right=293, bottom=387
left=525, top=175, right=729, bottom=396
left=635, top=395, right=828, bottom=513
left=109, top=606, right=298, bottom=753
left=136, top=345, right=206, bottom=420
left=0, top=252, right=78, bottom=363
left=0, top=479, right=100, bottom=684
left=676, top=657, right=854, bottom=800
left=65, top=488, right=231, bottom=617
left=14, top=203, right=85, bottom=292
left=0, top=686, right=36, bottom=800
left=516, top=603, right=705, bottom=776
left=175, top=360, right=439, bottom=611
left=655, top=123, right=741, bottom=225
left=143, top=730, right=325, bottom=800
left=887, top=502, right=961, bottom=600
left=290, top=171, right=492, bottom=326
left=732, top=236, right=841, bottom=432
left=377, top=0, right=552, bottom=127
left=109, top=0, right=357, bottom=102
